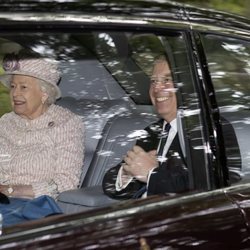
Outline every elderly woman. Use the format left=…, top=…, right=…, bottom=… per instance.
left=0, top=53, right=84, bottom=222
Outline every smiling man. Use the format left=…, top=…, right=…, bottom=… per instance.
left=102, top=55, right=189, bottom=199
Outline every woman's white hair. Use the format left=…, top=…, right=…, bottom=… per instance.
left=38, top=79, right=57, bottom=105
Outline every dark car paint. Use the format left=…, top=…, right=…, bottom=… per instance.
left=190, top=31, right=230, bottom=189
left=0, top=1, right=249, bottom=249
left=1, top=185, right=250, bottom=249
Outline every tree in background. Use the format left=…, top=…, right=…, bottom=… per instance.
left=178, top=0, right=250, bottom=18
left=0, top=83, right=11, bottom=117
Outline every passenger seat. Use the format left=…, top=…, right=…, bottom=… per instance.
left=57, top=109, right=157, bottom=213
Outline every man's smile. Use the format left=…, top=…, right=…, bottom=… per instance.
left=156, top=96, right=169, bottom=102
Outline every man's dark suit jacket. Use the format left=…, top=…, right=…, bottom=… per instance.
left=102, top=117, right=241, bottom=200
left=102, top=119, right=189, bottom=200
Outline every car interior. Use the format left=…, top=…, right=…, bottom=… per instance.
left=0, top=32, right=165, bottom=213
left=0, top=30, right=249, bottom=215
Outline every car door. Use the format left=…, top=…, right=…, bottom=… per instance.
left=195, top=30, right=250, bottom=232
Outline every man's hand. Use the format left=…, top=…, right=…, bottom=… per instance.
left=122, top=145, right=158, bottom=183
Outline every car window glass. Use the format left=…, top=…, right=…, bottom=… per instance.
left=0, top=31, right=206, bottom=229
left=201, top=34, right=250, bottom=182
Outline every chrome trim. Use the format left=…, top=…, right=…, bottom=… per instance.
left=188, top=22, right=250, bottom=39
left=0, top=13, right=249, bottom=39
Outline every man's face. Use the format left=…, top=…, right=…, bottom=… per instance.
left=149, top=59, right=177, bottom=122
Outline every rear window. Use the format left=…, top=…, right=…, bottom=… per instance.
left=201, top=34, right=250, bottom=180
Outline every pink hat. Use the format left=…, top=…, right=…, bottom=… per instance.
left=0, top=53, right=61, bottom=99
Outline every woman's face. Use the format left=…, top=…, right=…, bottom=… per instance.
left=10, top=75, right=48, bottom=120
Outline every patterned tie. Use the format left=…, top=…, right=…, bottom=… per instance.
left=157, top=123, right=171, bottom=157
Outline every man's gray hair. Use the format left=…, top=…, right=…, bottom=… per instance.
left=153, top=54, right=170, bottom=65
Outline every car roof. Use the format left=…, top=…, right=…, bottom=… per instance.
left=0, top=0, right=249, bottom=30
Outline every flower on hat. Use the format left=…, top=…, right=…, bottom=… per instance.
left=2, top=53, right=20, bottom=72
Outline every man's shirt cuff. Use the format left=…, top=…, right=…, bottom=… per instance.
left=115, top=166, right=133, bottom=191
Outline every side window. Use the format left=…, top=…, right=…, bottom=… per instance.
left=0, top=31, right=208, bottom=192
left=0, top=31, right=210, bottom=203
left=93, top=31, right=209, bottom=190
left=201, top=34, right=250, bottom=180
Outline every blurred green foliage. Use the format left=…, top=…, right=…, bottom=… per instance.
left=178, top=0, right=250, bottom=18
left=0, top=83, right=11, bottom=117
